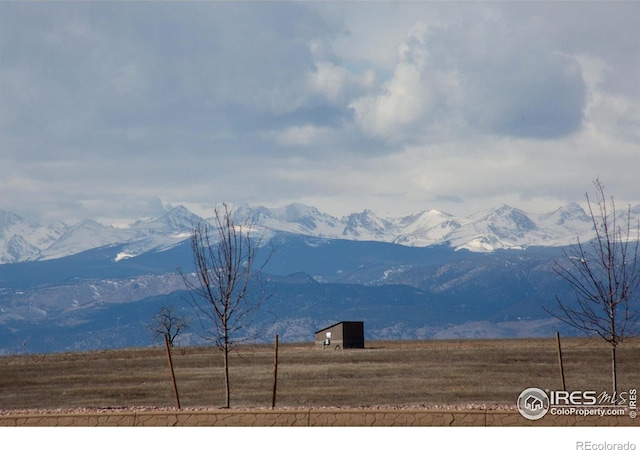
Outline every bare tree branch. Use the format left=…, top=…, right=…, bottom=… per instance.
left=148, top=305, right=190, bottom=348
left=178, top=203, right=274, bottom=407
left=544, top=179, right=640, bottom=394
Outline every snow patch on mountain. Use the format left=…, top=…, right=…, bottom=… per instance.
left=235, top=203, right=342, bottom=237
left=0, top=210, right=68, bottom=263
left=0, top=206, right=201, bottom=263
left=393, top=210, right=460, bottom=246
left=252, top=203, right=604, bottom=252
left=40, top=219, right=132, bottom=260
left=1, top=200, right=638, bottom=264
left=342, top=209, right=394, bottom=240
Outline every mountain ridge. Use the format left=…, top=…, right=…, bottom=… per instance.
left=0, top=236, right=574, bottom=353
left=0, top=201, right=630, bottom=264
left=1, top=202, right=634, bottom=354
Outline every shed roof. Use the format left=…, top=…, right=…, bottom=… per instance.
left=314, top=321, right=364, bottom=334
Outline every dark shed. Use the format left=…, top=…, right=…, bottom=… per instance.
left=314, top=321, right=364, bottom=349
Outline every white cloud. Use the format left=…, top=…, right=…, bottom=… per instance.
left=272, top=125, right=331, bottom=147
left=350, top=14, right=587, bottom=143
left=0, top=2, right=638, bottom=225
left=574, top=55, right=640, bottom=145
left=309, top=60, right=375, bottom=105
left=350, top=21, right=453, bottom=141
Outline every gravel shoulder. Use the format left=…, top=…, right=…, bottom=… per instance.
left=0, top=403, right=517, bottom=416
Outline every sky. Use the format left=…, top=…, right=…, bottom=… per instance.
left=1, top=1, right=639, bottom=226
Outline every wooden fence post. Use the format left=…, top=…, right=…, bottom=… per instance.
left=556, top=332, right=566, bottom=391
left=272, top=334, right=279, bottom=409
left=164, top=334, right=181, bottom=409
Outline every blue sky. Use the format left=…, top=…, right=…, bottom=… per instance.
left=1, top=1, right=639, bottom=225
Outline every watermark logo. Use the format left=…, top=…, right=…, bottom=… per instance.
left=517, top=387, right=637, bottom=421
left=576, top=442, right=636, bottom=450
left=517, top=387, right=550, bottom=420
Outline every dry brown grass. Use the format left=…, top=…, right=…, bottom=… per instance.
left=0, top=337, right=638, bottom=411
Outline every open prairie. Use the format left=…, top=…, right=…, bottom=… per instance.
left=0, top=337, right=638, bottom=411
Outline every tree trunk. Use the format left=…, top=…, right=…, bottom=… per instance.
left=611, top=345, right=618, bottom=401
left=224, top=343, right=230, bottom=408
left=272, top=334, right=279, bottom=409
left=555, top=332, right=566, bottom=391
left=164, top=334, right=181, bottom=409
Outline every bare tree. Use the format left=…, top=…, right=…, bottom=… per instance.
left=546, top=179, right=640, bottom=395
left=148, top=305, right=190, bottom=348
left=180, top=204, right=272, bottom=408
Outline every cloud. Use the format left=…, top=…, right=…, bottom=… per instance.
left=349, top=21, right=450, bottom=141
left=309, top=60, right=375, bottom=105
left=349, top=15, right=587, bottom=142
left=271, top=125, right=332, bottom=147
left=0, top=2, right=638, bottom=225
left=575, top=55, right=640, bottom=145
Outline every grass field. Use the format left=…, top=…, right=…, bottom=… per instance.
left=0, top=337, right=638, bottom=411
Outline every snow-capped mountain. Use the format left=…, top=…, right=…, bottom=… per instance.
left=0, top=201, right=633, bottom=264
left=40, top=219, right=132, bottom=261
left=393, top=209, right=461, bottom=246
left=342, top=209, right=396, bottom=240
left=234, top=203, right=343, bottom=236
left=443, top=203, right=593, bottom=252
left=1, top=201, right=635, bottom=353
left=114, top=205, right=202, bottom=261
left=0, top=206, right=201, bottom=263
left=130, top=205, right=199, bottom=234
left=250, top=202, right=600, bottom=251
left=0, top=210, right=68, bottom=263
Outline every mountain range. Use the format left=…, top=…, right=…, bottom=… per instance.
left=0, top=201, right=615, bottom=264
left=0, top=202, right=634, bottom=354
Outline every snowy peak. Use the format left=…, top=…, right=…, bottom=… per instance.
left=271, top=204, right=330, bottom=230
left=41, top=219, right=131, bottom=260
left=133, top=205, right=199, bottom=234
left=246, top=202, right=612, bottom=252
left=393, top=210, right=460, bottom=246
left=342, top=210, right=393, bottom=239
left=0, top=209, right=68, bottom=263
left=249, top=202, right=624, bottom=252
left=0, top=206, right=205, bottom=263
left=239, top=203, right=342, bottom=236
left=0, top=210, right=25, bottom=231
left=482, top=205, right=538, bottom=238
left=398, top=209, right=455, bottom=229
left=545, top=202, right=591, bottom=225
left=278, top=203, right=323, bottom=223
left=448, top=204, right=581, bottom=251
left=2, top=201, right=640, bottom=264
left=537, top=203, right=592, bottom=237
left=5, top=235, right=40, bottom=262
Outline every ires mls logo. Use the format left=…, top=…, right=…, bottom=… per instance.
left=517, top=387, right=638, bottom=420
left=517, top=387, right=550, bottom=420
left=549, top=390, right=598, bottom=405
